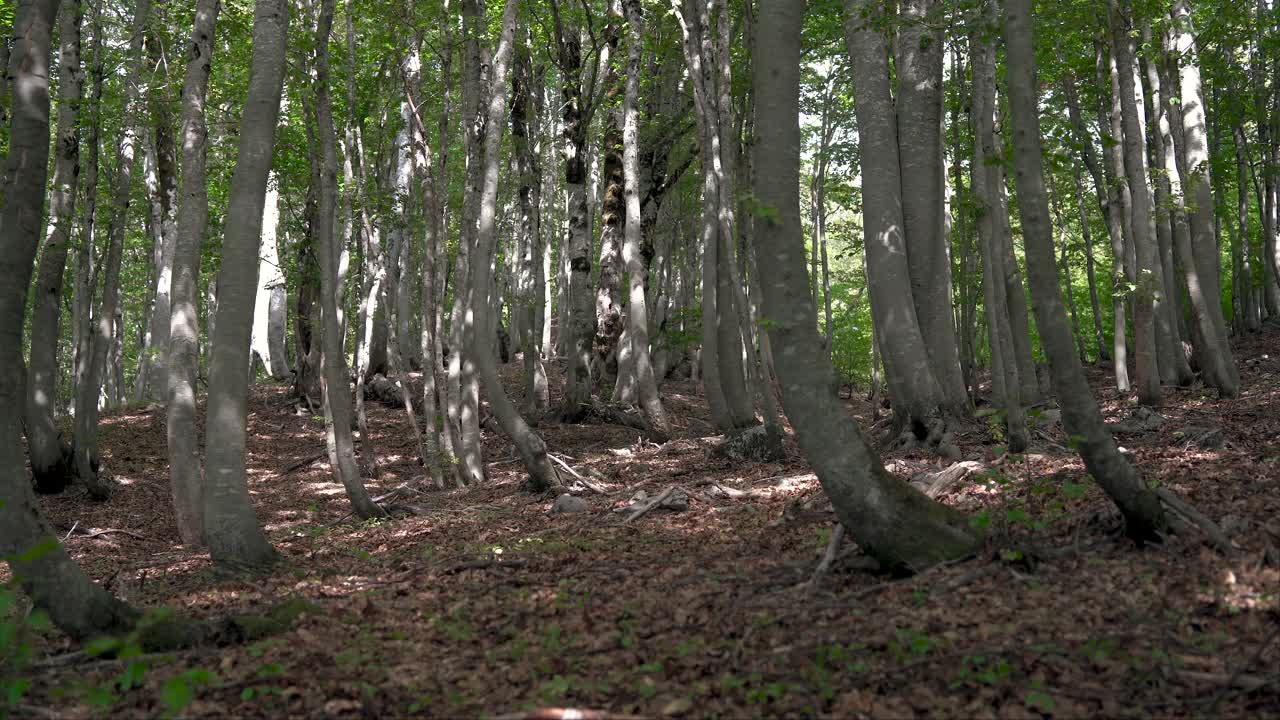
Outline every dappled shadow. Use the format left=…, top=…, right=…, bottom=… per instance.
left=19, top=327, right=1280, bottom=717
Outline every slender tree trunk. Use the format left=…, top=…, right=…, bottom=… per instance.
left=1073, top=164, right=1108, bottom=360
left=973, top=18, right=1027, bottom=452
left=620, top=0, right=668, bottom=435
left=138, top=20, right=179, bottom=404
left=1004, top=0, right=1166, bottom=541
left=71, top=4, right=103, bottom=419
left=468, top=0, right=560, bottom=493
left=1101, top=46, right=1133, bottom=392
left=1, top=0, right=141, bottom=640
left=1236, top=126, right=1260, bottom=331
left=753, top=0, right=981, bottom=571
left=73, top=0, right=152, bottom=500
left=25, top=0, right=82, bottom=494
left=165, top=0, right=220, bottom=548
left=202, top=0, right=289, bottom=570
left=251, top=175, right=290, bottom=380
left=314, top=0, right=384, bottom=517
left=1110, top=0, right=1161, bottom=406
left=1140, top=38, right=1194, bottom=386
left=512, top=40, right=549, bottom=416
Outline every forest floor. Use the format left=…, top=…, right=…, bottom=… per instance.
left=13, top=326, right=1280, bottom=718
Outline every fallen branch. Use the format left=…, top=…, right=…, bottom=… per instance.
left=1205, top=625, right=1280, bottom=713
left=806, top=523, right=845, bottom=596
left=624, top=486, right=677, bottom=524
left=547, top=454, right=607, bottom=494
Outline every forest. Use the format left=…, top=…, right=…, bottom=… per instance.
left=1, top=0, right=1278, bottom=715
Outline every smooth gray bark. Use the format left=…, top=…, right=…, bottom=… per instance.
left=753, top=0, right=981, bottom=571
left=844, top=0, right=947, bottom=442
left=895, top=0, right=969, bottom=417
left=1169, top=0, right=1241, bottom=396
left=1110, top=0, right=1161, bottom=406
left=1004, top=0, right=1166, bottom=542
left=203, top=0, right=288, bottom=570
left=166, top=0, right=220, bottom=549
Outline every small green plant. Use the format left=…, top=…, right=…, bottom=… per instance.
left=160, top=668, right=218, bottom=718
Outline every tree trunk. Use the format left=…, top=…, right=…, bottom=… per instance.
left=25, top=0, right=82, bottom=494
left=203, top=0, right=288, bottom=571
left=620, top=0, right=668, bottom=435
left=1139, top=38, right=1194, bottom=386
left=754, top=0, right=982, bottom=571
left=1073, top=163, right=1109, bottom=360
left=895, top=0, right=969, bottom=417
left=468, top=0, right=560, bottom=493
left=251, top=175, right=290, bottom=380
left=972, top=18, right=1028, bottom=452
left=137, top=20, right=179, bottom=404
left=166, top=0, right=220, bottom=549
left=1168, top=0, right=1241, bottom=396
left=1110, top=0, right=1161, bottom=407
left=315, top=0, right=384, bottom=517
left=71, top=4, right=103, bottom=425
left=73, top=0, right=151, bottom=500
left=1100, top=47, right=1133, bottom=392
left=0, top=0, right=141, bottom=642
left=512, top=40, right=550, bottom=417
left=844, top=0, right=948, bottom=443
left=1003, top=0, right=1166, bottom=542
left=1236, top=126, right=1260, bottom=332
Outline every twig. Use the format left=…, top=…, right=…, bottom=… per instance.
left=71, top=528, right=146, bottom=541
left=62, top=520, right=80, bottom=542
left=624, top=486, right=677, bottom=523
left=806, top=523, right=845, bottom=596
left=276, top=451, right=328, bottom=478
left=10, top=705, right=58, bottom=719
left=547, top=454, right=606, bottom=494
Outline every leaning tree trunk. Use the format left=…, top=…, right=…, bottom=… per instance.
left=1110, top=0, right=1161, bottom=407
left=895, top=0, right=969, bottom=418
left=202, top=0, right=288, bottom=571
left=25, top=0, right=83, bottom=494
left=314, top=0, right=384, bottom=519
left=844, top=0, right=947, bottom=443
left=165, top=0, right=220, bottom=549
left=754, top=0, right=982, bottom=571
left=1003, top=0, right=1166, bottom=542
left=467, top=0, right=560, bottom=493
left=72, top=0, right=151, bottom=501
left=0, top=0, right=140, bottom=642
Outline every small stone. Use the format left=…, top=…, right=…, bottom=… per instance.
left=550, top=494, right=588, bottom=514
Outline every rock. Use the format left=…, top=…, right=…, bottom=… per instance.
left=1107, top=406, right=1164, bottom=435
left=710, top=424, right=785, bottom=462
left=612, top=488, right=690, bottom=514
left=550, top=494, right=588, bottom=514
